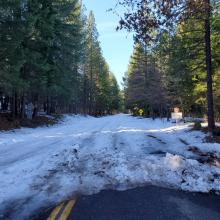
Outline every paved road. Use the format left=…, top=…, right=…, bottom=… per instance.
left=35, top=185, right=220, bottom=220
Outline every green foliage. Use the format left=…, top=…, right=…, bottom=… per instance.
left=193, top=121, right=202, bottom=130
left=83, top=12, right=121, bottom=115
left=124, top=43, right=167, bottom=117
left=123, top=7, right=220, bottom=120
left=0, top=1, right=121, bottom=117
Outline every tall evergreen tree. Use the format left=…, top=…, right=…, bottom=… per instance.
left=118, top=0, right=219, bottom=132
left=0, top=1, right=122, bottom=119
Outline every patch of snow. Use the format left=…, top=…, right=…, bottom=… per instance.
left=0, top=114, right=220, bottom=219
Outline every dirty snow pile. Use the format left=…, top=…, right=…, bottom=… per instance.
left=0, top=114, right=220, bottom=219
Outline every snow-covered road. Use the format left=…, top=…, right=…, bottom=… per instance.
left=0, top=114, right=220, bottom=219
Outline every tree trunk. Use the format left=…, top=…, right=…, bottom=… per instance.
left=21, top=93, right=27, bottom=119
left=12, top=91, right=18, bottom=119
left=204, top=0, right=215, bottom=132
left=46, top=96, right=50, bottom=115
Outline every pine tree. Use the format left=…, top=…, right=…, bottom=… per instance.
left=0, top=1, right=121, bottom=119
left=118, top=0, right=220, bottom=132
left=124, top=43, right=167, bottom=117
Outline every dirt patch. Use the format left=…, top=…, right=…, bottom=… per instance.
left=188, top=146, right=220, bottom=167
left=179, top=138, right=189, bottom=146
left=201, top=126, right=220, bottom=143
left=0, top=113, right=20, bottom=130
left=147, top=134, right=166, bottom=145
left=149, top=150, right=166, bottom=156
left=204, top=135, right=220, bottom=144
left=20, top=116, right=60, bottom=128
left=0, top=113, right=61, bottom=131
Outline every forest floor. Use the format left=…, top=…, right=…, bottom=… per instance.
left=0, top=114, right=220, bottom=220
left=0, top=113, right=60, bottom=131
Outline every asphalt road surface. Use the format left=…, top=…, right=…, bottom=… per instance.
left=34, top=185, right=220, bottom=220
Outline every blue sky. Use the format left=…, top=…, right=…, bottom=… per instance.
left=83, top=0, right=134, bottom=87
